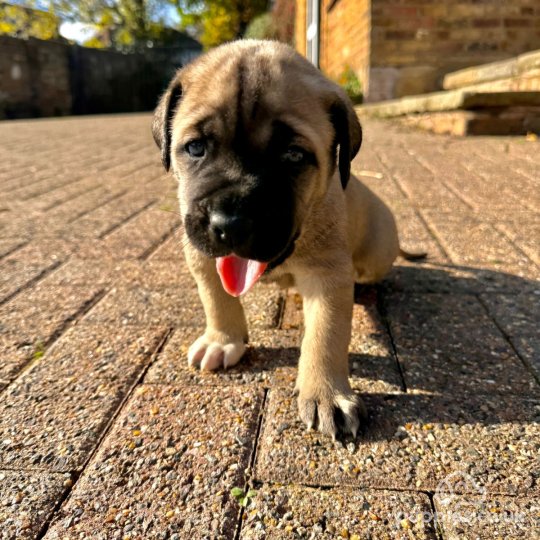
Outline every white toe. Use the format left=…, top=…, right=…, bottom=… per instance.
left=187, top=336, right=208, bottom=366
left=222, top=342, right=246, bottom=369
left=187, top=335, right=246, bottom=371
left=200, top=343, right=226, bottom=371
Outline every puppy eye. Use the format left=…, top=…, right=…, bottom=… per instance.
left=282, top=146, right=305, bottom=163
left=185, top=139, right=206, bottom=158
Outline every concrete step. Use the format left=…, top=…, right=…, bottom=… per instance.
left=443, top=50, right=540, bottom=90
left=400, top=108, right=540, bottom=136
left=357, top=91, right=540, bottom=118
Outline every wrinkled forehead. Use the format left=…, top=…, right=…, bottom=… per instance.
left=172, top=52, right=331, bottom=153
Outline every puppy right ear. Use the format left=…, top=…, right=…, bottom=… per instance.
left=152, top=75, right=183, bottom=171
left=329, top=89, right=362, bottom=190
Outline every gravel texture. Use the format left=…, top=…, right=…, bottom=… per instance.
left=145, top=327, right=300, bottom=386
left=240, top=485, right=436, bottom=539
left=376, top=147, right=471, bottom=213
left=255, top=388, right=540, bottom=495
left=0, top=239, right=71, bottom=280
left=46, top=259, right=192, bottom=289
left=25, top=323, right=166, bottom=383
left=241, top=283, right=285, bottom=330
left=0, top=239, right=26, bottom=259
left=44, top=385, right=263, bottom=539
left=148, top=232, right=187, bottom=260
left=420, top=211, right=535, bottom=278
left=481, top=292, right=540, bottom=377
left=44, top=260, right=142, bottom=287
left=93, top=206, right=180, bottom=260
left=83, top=280, right=283, bottom=332
left=385, top=293, right=538, bottom=396
left=280, top=290, right=304, bottom=330
left=0, top=260, right=58, bottom=304
left=383, top=261, right=540, bottom=295
left=0, top=470, right=70, bottom=540
left=496, top=219, right=540, bottom=266
left=65, top=191, right=159, bottom=240
left=0, top=375, right=128, bottom=471
left=0, top=283, right=103, bottom=382
left=349, top=303, right=404, bottom=394
left=434, top=494, right=540, bottom=539
left=145, top=298, right=403, bottom=394
left=1, top=115, right=539, bottom=538
left=83, top=286, right=203, bottom=327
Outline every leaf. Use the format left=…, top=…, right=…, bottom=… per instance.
left=230, top=487, right=244, bottom=499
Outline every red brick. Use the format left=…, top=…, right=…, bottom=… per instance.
left=473, top=18, right=501, bottom=28
left=504, top=18, right=532, bottom=27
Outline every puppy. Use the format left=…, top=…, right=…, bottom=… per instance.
left=153, top=40, right=420, bottom=438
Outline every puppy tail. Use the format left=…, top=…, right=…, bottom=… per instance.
left=399, top=247, right=428, bottom=261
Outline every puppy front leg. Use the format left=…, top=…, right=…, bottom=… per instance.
left=184, top=244, right=248, bottom=371
left=295, top=274, right=366, bottom=438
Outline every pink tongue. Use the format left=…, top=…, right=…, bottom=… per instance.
left=216, top=255, right=268, bottom=297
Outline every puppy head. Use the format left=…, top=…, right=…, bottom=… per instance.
left=152, top=40, right=362, bottom=265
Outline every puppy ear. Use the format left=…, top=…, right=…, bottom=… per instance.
left=152, top=74, right=183, bottom=171
left=330, top=91, right=362, bottom=189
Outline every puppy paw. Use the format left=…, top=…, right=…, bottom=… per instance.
left=295, top=382, right=367, bottom=439
left=188, top=333, right=246, bottom=371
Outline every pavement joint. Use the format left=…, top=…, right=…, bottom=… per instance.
left=375, top=286, right=408, bottom=393
left=0, top=259, right=64, bottom=307
left=412, top=208, right=453, bottom=261
left=0, top=240, right=28, bottom=261
left=97, top=199, right=157, bottom=239
left=476, top=294, right=540, bottom=386
left=42, top=184, right=103, bottom=212
left=31, top=330, right=172, bottom=540
left=138, top=223, right=182, bottom=261
left=0, top=287, right=107, bottom=393
left=66, top=188, right=130, bottom=224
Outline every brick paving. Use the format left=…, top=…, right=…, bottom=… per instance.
left=0, top=114, right=538, bottom=539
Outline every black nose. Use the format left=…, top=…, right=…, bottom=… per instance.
left=209, top=211, right=252, bottom=248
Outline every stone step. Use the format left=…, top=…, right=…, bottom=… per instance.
left=357, top=91, right=540, bottom=118
left=443, top=50, right=540, bottom=90
left=399, top=108, right=540, bottom=136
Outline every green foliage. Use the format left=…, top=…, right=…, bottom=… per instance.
left=172, top=0, right=268, bottom=49
left=338, top=66, right=363, bottom=105
left=32, top=341, right=45, bottom=360
left=10, top=0, right=177, bottom=49
left=244, top=12, right=276, bottom=40
left=58, top=0, right=169, bottom=49
left=230, top=487, right=257, bottom=507
left=0, top=3, right=60, bottom=39
left=2, top=0, right=275, bottom=50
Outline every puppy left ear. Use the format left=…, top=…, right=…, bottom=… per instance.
left=330, top=91, right=363, bottom=189
left=152, top=73, right=183, bottom=171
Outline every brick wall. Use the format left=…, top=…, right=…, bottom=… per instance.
left=293, top=0, right=371, bottom=92
left=294, top=0, right=307, bottom=55
left=321, top=0, right=370, bottom=87
left=294, top=0, right=540, bottom=102
left=370, top=0, right=540, bottom=100
left=0, top=36, right=72, bottom=118
left=0, top=36, right=201, bottom=119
